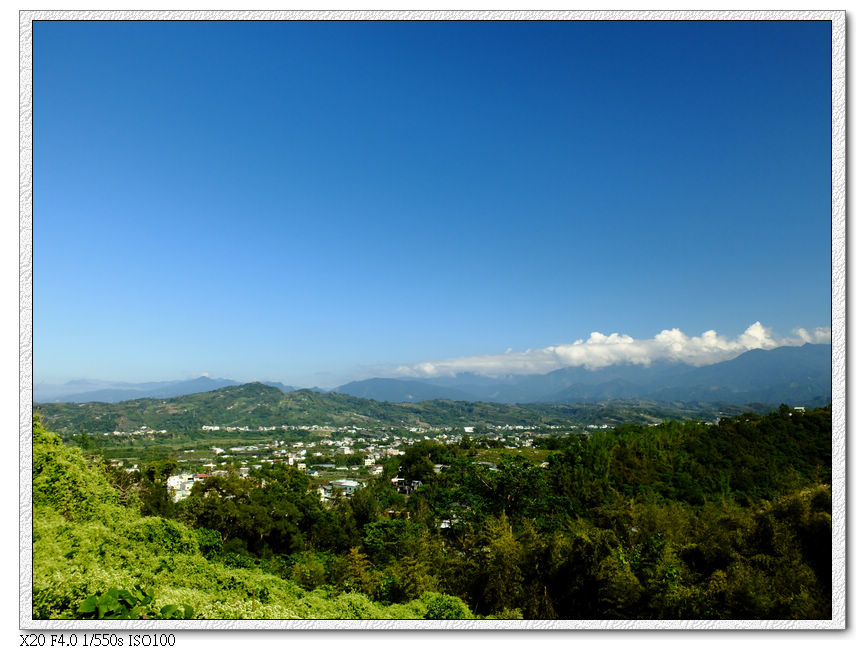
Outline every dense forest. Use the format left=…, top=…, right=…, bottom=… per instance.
left=32, top=405, right=832, bottom=620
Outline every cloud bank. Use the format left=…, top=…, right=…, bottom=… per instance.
left=394, top=322, right=830, bottom=378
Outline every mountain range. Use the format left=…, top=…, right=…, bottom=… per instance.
left=35, top=344, right=829, bottom=408
left=34, top=376, right=296, bottom=404
left=334, top=344, right=831, bottom=406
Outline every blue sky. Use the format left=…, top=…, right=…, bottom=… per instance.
left=33, top=19, right=831, bottom=387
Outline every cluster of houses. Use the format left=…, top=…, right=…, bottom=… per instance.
left=164, top=473, right=433, bottom=504
left=103, top=425, right=168, bottom=436
left=150, top=423, right=559, bottom=505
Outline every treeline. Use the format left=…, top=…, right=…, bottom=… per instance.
left=95, top=405, right=833, bottom=620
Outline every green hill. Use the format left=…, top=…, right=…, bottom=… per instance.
left=35, top=382, right=761, bottom=436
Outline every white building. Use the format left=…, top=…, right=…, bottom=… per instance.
left=319, top=478, right=363, bottom=500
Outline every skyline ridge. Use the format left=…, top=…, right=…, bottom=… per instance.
left=35, top=340, right=830, bottom=405
left=36, top=321, right=830, bottom=389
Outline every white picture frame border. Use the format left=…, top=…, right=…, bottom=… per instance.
left=19, top=9, right=847, bottom=631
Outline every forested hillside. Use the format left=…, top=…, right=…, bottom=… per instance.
left=36, top=382, right=763, bottom=436
left=32, top=405, right=832, bottom=620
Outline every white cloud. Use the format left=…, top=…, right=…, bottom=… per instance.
left=393, top=322, right=830, bottom=378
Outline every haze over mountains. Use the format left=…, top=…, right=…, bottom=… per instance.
left=336, top=344, right=830, bottom=406
left=35, top=377, right=296, bottom=404
left=35, top=344, right=830, bottom=408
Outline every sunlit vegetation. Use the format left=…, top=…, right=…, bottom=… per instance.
left=32, top=404, right=831, bottom=620
left=32, top=416, right=475, bottom=620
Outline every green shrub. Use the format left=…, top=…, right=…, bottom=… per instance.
left=330, top=592, right=384, bottom=619
left=290, top=553, right=328, bottom=590
left=33, top=423, right=118, bottom=520
left=419, top=592, right=473, bottom=619
left=121, top=517, right=199, bottom=556
left=194, top=527, right=223, bottom=560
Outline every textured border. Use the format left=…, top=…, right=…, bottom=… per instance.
left=19, top=9, right=847, bottom=631
left=19, top=6, right=34, bottom=635
left=828, top=7, right=848, bottom=633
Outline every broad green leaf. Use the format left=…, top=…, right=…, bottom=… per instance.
left=77, top=596, right=97, bottom=614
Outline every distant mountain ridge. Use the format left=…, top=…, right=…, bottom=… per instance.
left=334, top=378, right=479, bottom=403
left=333, top=344, right=830, bottom=407
left=35, top=376, right=295, bottom=404
left=36, top=344, right=829, bottom=407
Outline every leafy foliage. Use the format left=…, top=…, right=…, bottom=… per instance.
left=33, top=415, right=118, bottom=519
left=31, top=415, right=474, bottom=620
left=76, top=585, right=193, bottom=620
left=77, top=586, right=156, bottom=620
left=32, top=405, right=832, bottom=620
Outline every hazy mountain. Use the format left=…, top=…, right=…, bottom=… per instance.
left=262, top=381, right=297, bottom=393
left=404, top=360, right=699, bottom=403
left=333, top=378, right=478, bottom=403
left=647, top=343, right=831, bottom=405
left=34, top=376, right=301, bottom=404
left=35, top=376, right=242, bottom=403
left=342, top=344, right=830, bottom=406
left=35, top=344, right=829, bottom=407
